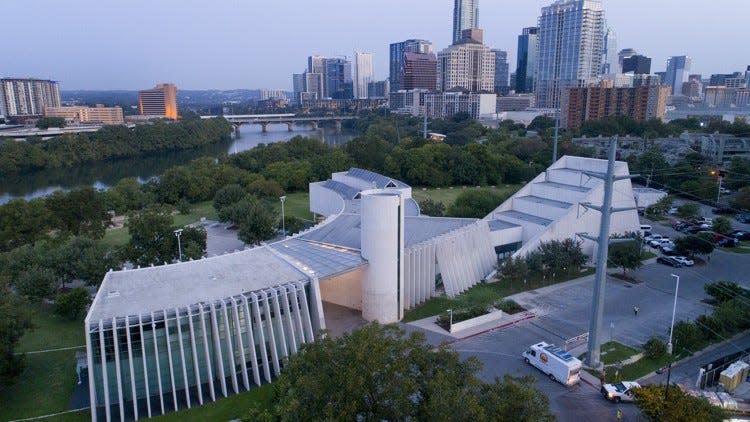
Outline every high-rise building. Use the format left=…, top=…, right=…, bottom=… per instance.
left=0, top=78, right=61, bottom=118
left=45, top=105, right=125, bottom=125
left=632, top=74, right=662, bottom=88
left=516, top=27, right=540, bottom=94
left=561, top=82, right=670, bottom=129
left=453, top=0, right=479, bottom=45
left=260, top=89, right=287, bottom=101
left=602, top=26, right=618, bottom=74
left=535, top=0, right=605, bottom=109
left=617, top=48, right=637, bottom=75
left=709, top=72, right=744, bottom=87
left=622, top=55, right=652, bottom=75
left=402, top=52, right=438, bottom=91
left=493, top=49, right=510, bottom=95
left=308, top=55, right=328, bottom=97
left=367, top=80, right=390, bottom=99
left=325, top=58, right=353, bottom=99
left=438, top=29, right=495, bottom=93
left=389, top=39, right=433, bottom=92
left=353, top=51, right=374, bottom=99
left=664, top=56, right=692, bottom=95
left=746, top=66, right=750, bottom=89
left=138, top=83, right=178, bottom=119
left=424, top=91, right=496, bottom=119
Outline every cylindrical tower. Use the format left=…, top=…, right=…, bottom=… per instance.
left=360, top=191, right=404, bottom=323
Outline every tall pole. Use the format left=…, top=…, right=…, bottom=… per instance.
left=716, top=175, right=723, bottom=206
left=667, top=274, right=680, bottom=355
left=423, top=106, right=428, bottom=139
left=585, top=138, right=618, bottom=369
left=280, top=196, right=287, bottom=236
left=552, top=110, right=560, bottom=163
left=174, top=229, right=183, bottom=262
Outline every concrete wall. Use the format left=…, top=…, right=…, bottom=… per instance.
left=318, top=268, right=365, bottom=311
left=309, top=182, right=345, bottom=217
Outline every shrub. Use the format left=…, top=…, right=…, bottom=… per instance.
left=672, top=321, right=706, bottom=355
left=55, top=288, right=91, bottom=320
left=494, top=299, right=525, bottom=314
left=436, top=306, right=490, bottom=330
left=643, top=337, right=667, bottom=360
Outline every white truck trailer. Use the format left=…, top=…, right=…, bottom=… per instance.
left=522, top=342, right=582, bottom=386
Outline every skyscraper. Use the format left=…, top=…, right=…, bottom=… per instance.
left=535, top=0, right=605, bottom=108
left=492, top=49, right=510, bottom=95
left=452, top=0, right=479, bottom=45
left=353, top=51, right=374, bottom=99
left=622, top=55, right=652, bottom=75
left=325, top=58, right=353, bottom=99
left=138, top=83, right=178, bottom=120
left=664, top=55, right=692, bottom=95
left=402, top=52, right=438, bottom=91
left=390, top=39, right=433, bottom=92
left=601, top=26, right=618, bottom=74
left=516, top=27, right=539, bottom=94
left=0, top=78, right=61, bottom=118
left=438, top=29, right=495, bottom=93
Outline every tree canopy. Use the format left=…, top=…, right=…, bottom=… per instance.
left=633, top=384, right=727, bottom=421
left=245, top=324, right=553, bottom=422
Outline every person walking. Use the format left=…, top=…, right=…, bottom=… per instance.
left=633, top=306, right=639, bottom=316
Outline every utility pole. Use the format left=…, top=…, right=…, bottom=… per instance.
left=423, top=103, right=428, bottom=139
left=552, top=110, right=560, bottom=163
left=578, top=138, right=639, bottom=369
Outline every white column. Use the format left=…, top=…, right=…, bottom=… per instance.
left=112, top=317, right=125, bottom=422
left=308, top=278, right=326, bottom=333
left=295, top=282, right=315, bottom=342
left=98, top=320, right=111, bottom=422
left=138, top=315, right=152, bottom=418
left=162, top=310, right=179, bottom=411
left=85, top=321, right=98, bottom=422
left=198, top=304, right=216, bottom=402
left=261, top=291, right=281, bottom=375
left=270, top=289, right=290, bottom=357
left=231, top=298, right=250, bottom=391
left=221, top=302, right=239, bottom=394
left=289, top=285, right=306, bottom=347
left=278, top=287, right=296, bottom=353
left=251, top=293, right=272, bottom=382
left=174, top=308, right=191, bottom=409
left=241, top=296, right=262, bottom=386
left=150, top=312, right=165, bottom=415
left=209, top=303, right=228, bottom=397
left=125, top=317, right=139, bottom=420
left=187, top=307, right=203, bottom=405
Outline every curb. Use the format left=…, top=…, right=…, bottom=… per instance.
left=444, top=313, right=537, bottom=346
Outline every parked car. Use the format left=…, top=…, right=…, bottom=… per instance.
left=668, top=207, right=679, bottom=215
left=720, top=188, right=732, bottom=194
left=661, top=246, right=677, bottom=256
left=649, top=237, right=672, bottom=248
left=718, top=238, right=739, bottom=248
left=685, top=225, right=703, bottom=234
left=676, top=223, right=693, bottom=232
left=659, top=241, right=676, bottom=251
left=657, top=256, right=683, bottom=267
left=644, top=234, right=664, bottom=244
left=673, top=256, right=694, bottom=266
left=731, top=231, right=750, bottom=241
left=713, top=207, right=735, bottom=215
left=737, top=213, right=750, bottom=224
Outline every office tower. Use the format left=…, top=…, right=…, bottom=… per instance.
left=138, top=83, right=178, bottom=119
left=292, top=73, right=306, bottom=100
left=617, top=49, right=637, bottom=75
left=353, top=51, right=374, bottom=99
left=325, top=58, right=353, bottom=99
left=304, top=73, right=324, bottom=100
left=561, top=83, right=670, bottom=129
left=602, top=26, right=618, bottom=74
left=453, top=0, right=480, bottom=44
left=510, top=73, right=517, bottom=91
left=0, top=78, right=61, bottom=118
left=664, top=56, right=692, bottom=95
left=402, top=52, right=438, bottom=91
left=367, top=80, right=390, bottom=99
left=746, top=66, right=750, bottom=89
left=438, top=29, right=495, bottom=93
left=260, top=89, right=287, bottom=100
left=709, top=72, right=744, bottom=87
left=516, top=27, right=540, bottom=94
left=682, top=78, right=703, bottom=98
left=423, top=92, right=496, bottom=119
left=536, top=0, right=605, bottom=108
left=389, top=39, right=433, bottom=92
left=493, top=49, right=510, bottom=95
left=622, top=55, right=652, bottom=75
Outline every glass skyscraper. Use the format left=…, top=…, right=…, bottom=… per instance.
left=665, top=56, right=692, bottom=95
left=516, top=27, right=539, bottom=94
left=452, top=0, right=479, bottom=45
left=389, top=39, right=433, bottom=92
left=535, top=0, right=605, bottom=108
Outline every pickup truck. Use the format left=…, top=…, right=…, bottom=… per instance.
left=601, top=381, right=641, bottom=403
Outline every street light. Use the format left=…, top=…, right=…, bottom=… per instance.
left=667, top=274, right=680, bottom=354
left=447, top=309, right=453, bottom=332
left=279, top=196, right=287, bottom=236
left=174, top=229, right=183, bottom=262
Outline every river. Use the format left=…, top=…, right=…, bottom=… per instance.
left=0, top=123, right=355, bottom=204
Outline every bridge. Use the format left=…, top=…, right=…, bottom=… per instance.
left=200, top=114, right=356, bottom=134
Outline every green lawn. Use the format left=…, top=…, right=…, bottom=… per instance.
left=411, top=184, right=522, bottom=209
left=0, top=305, right=86, bottom=422
left=151, top=384, right=274, bottom=422
left=403, top=268, right=595, bottom=322
left=269, top=192, right=314, bottom=221
left=173, top=200, right=219, bottom=227
left=604, top=354, right=675, bottom=383
left=580, top=341, right=639, bottom=366
left=722, top=241, right=750, bottom=254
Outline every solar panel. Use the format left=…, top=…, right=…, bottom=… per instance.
left=544, top=344, right=575, bottom=362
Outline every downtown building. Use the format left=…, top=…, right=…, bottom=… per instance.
left=353, top=51, right=374, bottom=99
left=389, top=39, right=434, bottom=92
left=561, top=82, right=670, bottom=129
left=424, top=91, right=496, bottom=119
left=516, top=27, right=539, bottom=94
left=535, top=0, right=606, bottom=109
left=437, top=29, right=495, bottom=93
left=664, top=55, right=692, bottom=96
left=0, top=78, right=61, bottom=118
left=622, top=55, right=652, bottom=75
left=45, top=105, right=124, bottom=125
left=138, top=84, right=178, bottom=120
left=493, top=49, right=510, bottom=95
left=452, top=0, right=480, bottom=44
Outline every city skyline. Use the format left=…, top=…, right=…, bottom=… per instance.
left=2, top=0, right=748, bottom=90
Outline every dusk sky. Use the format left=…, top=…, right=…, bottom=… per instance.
left=3, top=0, right=748, bottom=90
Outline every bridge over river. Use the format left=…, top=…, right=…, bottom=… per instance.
left=201, top=114, right=355, bottom=134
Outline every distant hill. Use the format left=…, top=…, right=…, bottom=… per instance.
left=61, top=89, right=284, bottom=108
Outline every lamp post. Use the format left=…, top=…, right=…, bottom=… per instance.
left=667, top=274, right=680, bottom=354
left=174, top=229, right=183, bottom=262
left=447, top=309, right=453, bottom=332
left=280, top=195, right=287, bottom=236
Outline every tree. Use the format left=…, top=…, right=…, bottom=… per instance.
left=446, top=189, right=510, bottom=218
left=712, top=216, right=732, bottom=235
left=213, top=184, right=248, bottom=214
left=537, top=239, right=588, bottom=278
left=222, top=197, right=276, bottom=245
left=633, top=384, right=727, bottom=421
left=675, top=233, right=715, bottom=258
left=733, top=187, right=750, bottom=211
left=608, top=240, right=643, bottom=275
left=282, top=215, right=305, bottom=235
left=125, top=207, right=207, bottom=266
left=45, top=187, right=110, bottom=239
left=677, top=203, right=700, bottom=219
left=52, top=236, right=118, bottom=287
left=0, top=198, right=52, bottom=252
left=705, top=281, right=747, bottom=305
left=55, top=288, right=91, bottom=320
left=247, top=324, right=553, bottom=422
left=417, top=198, right=446, bottom=217
left=0, top=280, right=33, bottom=387
left=35, top=117, right=66, bottom=129
left=645, top=195, right=673, bottom=219
left=15, top=265, right=56, bottom=301
left=105, top=177, right=154, bottom=214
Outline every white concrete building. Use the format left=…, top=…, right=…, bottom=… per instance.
left=437, top=39, right=495, bottom=93
left=353, top=51, right=374, bottom=99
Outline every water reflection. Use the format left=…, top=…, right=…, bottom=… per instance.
left=0, top=124, right=354, bottom=203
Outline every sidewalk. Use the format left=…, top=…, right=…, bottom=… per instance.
left=405, top=310, right=536, bottom=343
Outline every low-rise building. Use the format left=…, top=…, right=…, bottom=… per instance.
left=45, top=105, right=124, bottom=125
left=423, top=91, right=496, bottom=120
left=561, top=83, right=670, bottom=130
left=701, top=134, right=750, bottom=164
left=497, top=94, right=535, bottom=111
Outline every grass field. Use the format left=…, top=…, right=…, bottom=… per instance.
left=411, top=184, right=522, bottom=209
left=579, top=341, right=639, bottom=366
left=151, top=384, right=274, bottom=422
left=0, top=305, right=86, bottom=422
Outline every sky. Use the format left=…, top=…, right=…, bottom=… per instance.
left=2, top=0, right=748, bottom=91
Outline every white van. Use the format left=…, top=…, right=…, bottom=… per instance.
left=522, top=342, right=582, bottom=386
left=639, top=225, right=652, bottom=236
